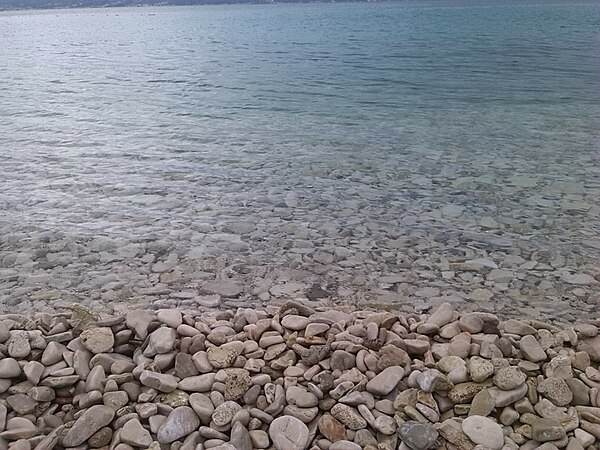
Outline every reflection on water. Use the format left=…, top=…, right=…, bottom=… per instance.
left=0, top=1, right=599, bottom=320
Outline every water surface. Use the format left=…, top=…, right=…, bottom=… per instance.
left=0, top=1, right=599, bottom=318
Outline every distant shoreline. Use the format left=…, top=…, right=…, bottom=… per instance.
left=1, top=0, right=593, bottom=14
left=0, top=0, right=384, bottom=13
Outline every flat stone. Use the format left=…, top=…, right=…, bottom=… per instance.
left=437, top=356, right=466, bottom=374
left=531, top=418, right=567, bottom=442
left=157, top=310, right=183, bottom=329
left=62, top=405, right=115, bottom=447
left=80, top=327, right=114, bottom=354
left=397, top=420, right=439, bottom=450
left=126, top=310, right=154, bottom=340
left=281, top=315, right=310, bottom=331
left=269, top=415, right=309, bottom=450
left=139, top=370, right=178, bottom=393
left=461, top=415, right=504, bottom=450
left=503, top=319, right=536, bottom=336
left=487, top=384, right=528, bottom=407
left=121, top=419, right=153, bottom=448
left=41, top=341, right=67, bottom=366
left=157, top=406, right=200, bottom=444
left=6, top=394, right=37, bottom=415
left=459, top=314, right=484, bottom=333
left=286, top=386, right=318, bottom=408
left=200, top=281, right=243, bottom=298
left=177, top=373, right=215, bottom=392
left=520, top=335, right=547, bottom=362
left=366, top=366, right=404, bottom=396
left=330, top=441, right=361, bottom=450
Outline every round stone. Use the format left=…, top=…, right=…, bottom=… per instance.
left=493, top=366, right=526, bottom=391
left=269, top=415, right=309, bottom=450
left=461, top=415, right=504, bottom=450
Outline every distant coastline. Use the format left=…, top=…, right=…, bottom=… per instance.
left=0, top=0, right=387, bottom=13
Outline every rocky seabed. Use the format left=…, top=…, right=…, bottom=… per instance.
left=0, top=301, right=599, bottom=450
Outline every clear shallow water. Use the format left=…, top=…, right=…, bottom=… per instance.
left=0, top=1, right=599, bottom=318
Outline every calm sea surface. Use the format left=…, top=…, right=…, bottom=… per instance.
left=0, top=1, right=599, bottom=317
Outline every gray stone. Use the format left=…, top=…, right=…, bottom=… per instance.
left=0, top=358, right=21, bottom=378
left=126, top=310, right=154, bottom=340
left=177, top=373, right=215, bottom=392
left=487, top=384, right=528, bottom=407
left=121, top=419, right=153, bottom=447
left=62, top=405, right=115, bottom=447
left=230, top=422, right=252, bottom=450
left=531, top=418, right=567, bottom=442
left=189, top=393, right=214, bottom=424
left=200, top=281, right=243, bottom=298
left=538, top=377, right=573, bottom=406
left=269, top=415, right=309, bottom=450
left=397, top=421, right=439, bottom=450
left=578, top=335, right=600, bottom=362
left=80, top=327, right=114, bottom=354
left=8, top=331, right=30, bottom=359
left=157, top=310, right=183, bottom=329
left=493, top=366, right=526, bottom=391
left=520, top=335, right=546, bottom=362
left=366, top=366, right=404, bottom=396
left=157, top=406, right=200, bottom=444
left=139, top=370, right=178, bottom=393
left=144, top=327, right=177, bottom=357
left=6, top=394, right=37, bottom=415
left=286, top=386, right=318, bottom=408
left=469, top=357, right=494, bottom=383
left=461, top=415, right=504, bottom=450
left=469, top=389, right=494, bottom=417
left=428, top=303, right=455, bottom=327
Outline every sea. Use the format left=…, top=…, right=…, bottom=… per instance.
left=0, top=0, right=599, bottom=317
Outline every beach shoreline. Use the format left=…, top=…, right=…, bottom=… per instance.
left=0, top=301, right=598, bottom=449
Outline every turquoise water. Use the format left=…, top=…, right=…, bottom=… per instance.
left=0, top=1, right=599, bottom=316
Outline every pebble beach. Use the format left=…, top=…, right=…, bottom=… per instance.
left=1, top=2, right=600, bottom=450
left=0, top=301, right=598, bottom=450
